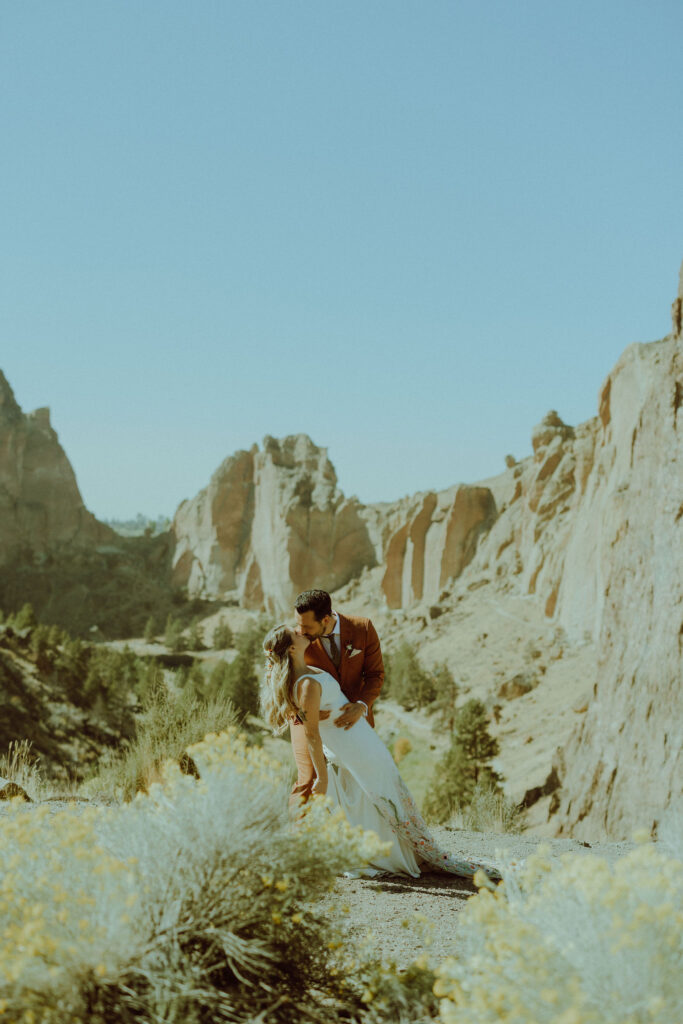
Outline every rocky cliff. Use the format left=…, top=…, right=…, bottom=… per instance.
left=549, top=298, right=682, bottom=839
left=0, top=373, right=179, bottom=639
left=172, top=434, right=377, bottom=613
left=0, top=371, right=113, bottom=566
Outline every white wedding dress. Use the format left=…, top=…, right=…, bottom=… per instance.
left=296, top=668, right=499, bottom=880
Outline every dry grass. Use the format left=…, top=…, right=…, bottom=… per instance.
left=81, top=685, right=237, bottom=801
left=0, top=740, right=51, bottom=801
left=446, top=781, right=524, bottom=834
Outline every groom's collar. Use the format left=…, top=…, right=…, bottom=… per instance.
left=328, top=611, right=340, bottom=638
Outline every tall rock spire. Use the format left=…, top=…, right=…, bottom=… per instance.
left=0, top=370, right=23, bottom=427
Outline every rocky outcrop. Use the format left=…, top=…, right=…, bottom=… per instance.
left=0, top=371, right=113, bottom=566
left=172, top=434, right=376, bottom=614
left=549, top=331, right=682, bottom=839
left=374, top=486, right=497, bottom=608
left=451, top=264, right=682, bottom=839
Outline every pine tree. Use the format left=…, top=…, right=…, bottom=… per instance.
left=423, top=698, right=502, bottom=824
left=213, top=618, right=234, bottom=650
left=431, top=662, right=459, bottom=731
left=226, top=651, right=260, bottom=723
left=164, top=614, right=184, bottom=653
left=12, top=603, right=37, bottom=630
left=187, top=661, right=207, bottom=699
left=386, top=642, right=436, bottom=710
left=187, top=617, right=205, bottom=652
left=143, top=616, right=157, bottom=643
left=207, top=660, right=231, bottom=699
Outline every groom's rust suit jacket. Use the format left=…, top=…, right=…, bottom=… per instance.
left=290, top=612, right=385, bottom=801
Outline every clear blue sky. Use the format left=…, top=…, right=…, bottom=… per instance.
left=1, top=1, right=681, bottom=520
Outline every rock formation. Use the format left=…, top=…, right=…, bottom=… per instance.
left=447, top=264, right=682, bottom=838
left=172, top=434, right=377, bottom=614
left=371, top=486, right=497, bottom=608
left=549, top=331, right=682, bottom=839
left=0, top=371, right=112, bottom=566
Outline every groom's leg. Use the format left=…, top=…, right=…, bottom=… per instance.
left=289, top=719, right=315, bottom=804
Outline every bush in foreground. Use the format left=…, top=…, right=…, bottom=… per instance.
left=0, top=730, right=390, bottom=1023
left=435, top=841, right=683, bottom=1024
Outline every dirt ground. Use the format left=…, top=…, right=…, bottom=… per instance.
left=320, top=825, right=635, bottom=968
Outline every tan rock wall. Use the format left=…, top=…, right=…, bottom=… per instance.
left=551, top=333, right=682, bottom=839
left=171, top=434, right=376, bottom=614
left=0, top=373, right=112, bottom=566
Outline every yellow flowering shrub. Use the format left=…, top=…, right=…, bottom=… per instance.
left=435, top=842, right=683, bottom=1024
left=0, top=728, right=389, bottom=1023
left=0, top=801, right=140, bottom=1019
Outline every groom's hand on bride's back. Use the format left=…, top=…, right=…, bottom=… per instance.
left=333, top=702, right=365, bottom=730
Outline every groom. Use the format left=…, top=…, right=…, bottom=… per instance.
left=291, top=588, right=385, bottom=803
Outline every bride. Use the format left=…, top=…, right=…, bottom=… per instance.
left=262, top=624, right=500, bottom=881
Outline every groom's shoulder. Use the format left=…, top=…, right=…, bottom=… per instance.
left=339, top=612, right=374, bottom=632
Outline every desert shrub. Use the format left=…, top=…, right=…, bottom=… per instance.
left=342, top=917, right=439, bottom=1022
left=423, top=699, right=502, bottom=823
left=82, top=684, right=236, bottom=801
left=435, top=841, right=683, bottom=1024
left=393, top=736, right=412, bottom=763
left=0, top=731, right=389, bottom=1022
left=385, top=641, right=436, bottom=710
left=212, top=617, right=233, bottom=650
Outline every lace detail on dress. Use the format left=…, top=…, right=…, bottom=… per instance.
left=373, top=776, right=501, bottom=881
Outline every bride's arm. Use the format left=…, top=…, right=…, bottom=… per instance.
left=298, top=678, right=328, bottom=796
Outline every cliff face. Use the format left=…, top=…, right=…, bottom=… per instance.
left=171, top=434, right=377, bottom=614
left=364, top=486, right=498, bottom=609
left=0, top=372, right=113, bottom=566
left=549, top=326, right=682, bottom=839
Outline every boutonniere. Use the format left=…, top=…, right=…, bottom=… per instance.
left=346, top=644, right=362, bottom=658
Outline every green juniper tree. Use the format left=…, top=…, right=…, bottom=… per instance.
left=212, top=617, right=233, bottom=650
left=423, top=698, right=503, bottom=824
left=10, top=603, right=37, bottom=631
left=186, top=617, right=205, bottom=652
left=430, top=661, right=459, bottom=732
left=385, top=641, right=436, bottom=710
left=226, top=651, right=260, bottom=723
left=164, top=614, right=184, bottom=654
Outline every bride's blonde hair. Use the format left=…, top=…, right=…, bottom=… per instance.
left=261, top=624, right=299, bottom=734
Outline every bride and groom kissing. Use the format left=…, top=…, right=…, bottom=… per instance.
left=262, top=589, right=499, bottom=881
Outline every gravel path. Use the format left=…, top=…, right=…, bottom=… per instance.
left=320, top=826, right=636, bottom=968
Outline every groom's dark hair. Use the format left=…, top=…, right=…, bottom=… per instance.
left=295, top=589, right=332, bottom=621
